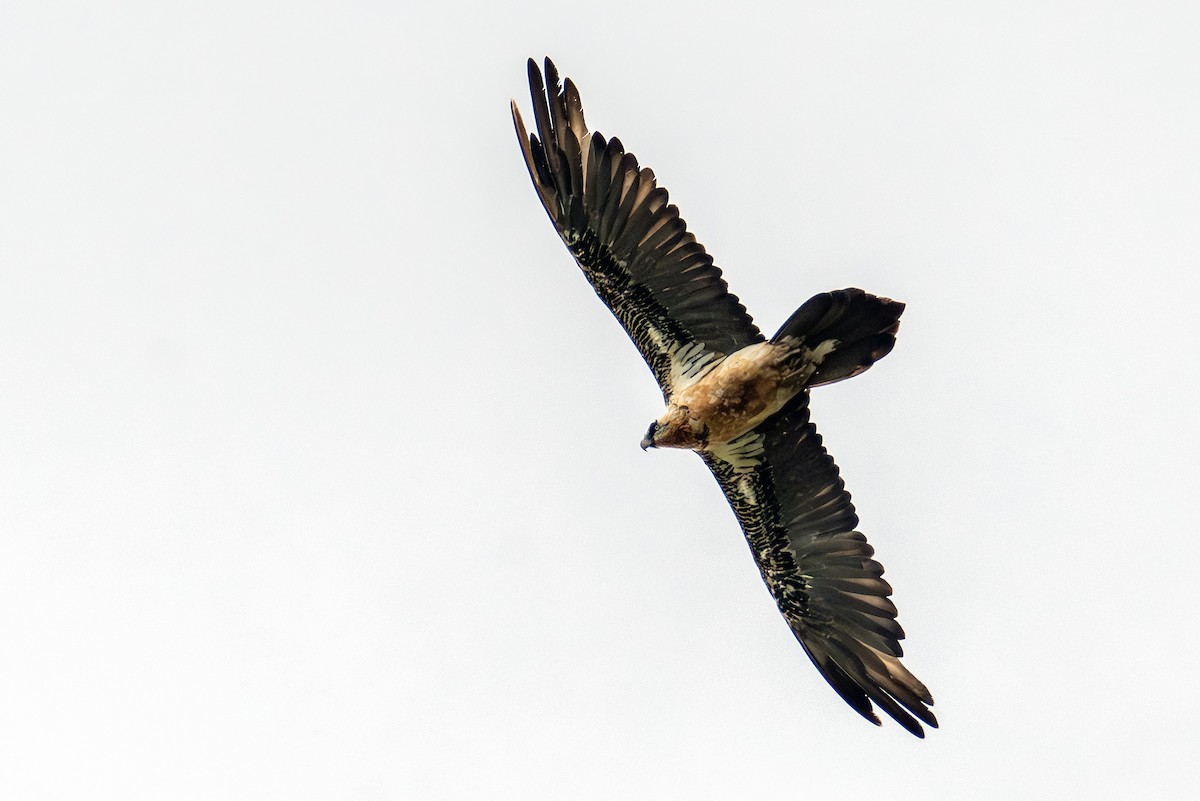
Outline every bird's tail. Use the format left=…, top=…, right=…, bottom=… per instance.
left=771, top=288, right=904, bottom=387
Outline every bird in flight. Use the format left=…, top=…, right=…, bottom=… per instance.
left=511, top=58, right=936, bottom=737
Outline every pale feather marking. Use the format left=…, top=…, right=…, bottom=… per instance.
left=644, top=322, right=668, bottom=351
left=808, top=338, right=838, bottom=363
left=668, top=341, right=721, bottom=391
left=709, top=430, right=766, bottom=474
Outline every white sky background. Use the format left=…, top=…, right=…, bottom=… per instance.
left=2, top=1, right=1198, bottom=798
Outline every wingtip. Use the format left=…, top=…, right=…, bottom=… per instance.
left=526, top=57, right=544, bottom=91
left=510, top=99, right=527, bottom=141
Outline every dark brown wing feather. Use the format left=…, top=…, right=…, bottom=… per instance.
left=702, top=396, right=937, bottom=737
left=512, top=58, right=762, bottom=395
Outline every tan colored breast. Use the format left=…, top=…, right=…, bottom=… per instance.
left=671, top=341, right=805, bottom=445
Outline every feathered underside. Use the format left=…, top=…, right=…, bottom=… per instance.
left=704, top=396, right=936, bottom=736
left=512, top=57, right=763, bottom=397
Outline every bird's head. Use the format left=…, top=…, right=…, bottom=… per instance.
left=640, top=407, right=707, bottom=451
left=640, top=421, right=659, bottom=450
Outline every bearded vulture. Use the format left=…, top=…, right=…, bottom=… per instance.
left=512, top=58, right=936, bottom=737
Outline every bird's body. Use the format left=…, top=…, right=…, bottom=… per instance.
left=512, top=58, right=937, bottom=737
left=647, top=339, right=829, bottom=451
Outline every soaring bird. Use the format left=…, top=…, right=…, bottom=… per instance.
left=511, top=58, right=936, bottom=737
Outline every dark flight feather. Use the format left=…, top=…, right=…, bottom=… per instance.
left=512, top=58, right=761, bottom=394
left=703, top=398, right=937, bottom=736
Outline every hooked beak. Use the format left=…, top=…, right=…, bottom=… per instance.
left=640, top=422, right=657, bottom=451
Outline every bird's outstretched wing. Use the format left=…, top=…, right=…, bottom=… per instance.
left=703, top=397, right=937, bottom=737
left=512, top=58, right=763, bottom=396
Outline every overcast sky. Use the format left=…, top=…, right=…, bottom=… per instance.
left=3, top=2, right=1199, bottom=799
